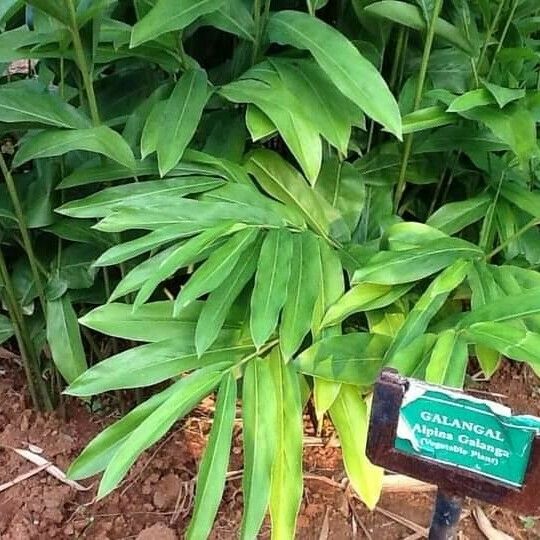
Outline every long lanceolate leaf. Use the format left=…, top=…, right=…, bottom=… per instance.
left=97, top=367, right=225, bottom=498
left=13, top=127, right=136, bottom=169
left=66, top=339, right=252, bottom=396
left=280, top=232, right=321, bottom=360
left=186, top=373, right=237, bottom=540
left=464, top=323, right=540, bottom=376
left=250, top=229, right=293, bottom=349
left=133, top=223, right=236, bottom=309
left=384, top=259, right=470, bottom=364
left=46, top=294, right=87, bottom=384
left=269, top=349, right=303, bottom=539
left=174, top=227, right=259, bottom=316
left=0, top=84, right=90, bottom=128
left=157, top=70, right=210, bottom=176
left=241, top=357, right=277, bottom=539
left=57, top=176, right=224, bottom=218
left=196, top=245, right=260, bottom=356
left=267, top=11, right=402, bottom=138
left=330, top=386, right=383, bottom=509
left=68, top=382, right=181, bottom=480
left=353, top=238, right=482, bottom=285
left=131, top=0, right=224, bottom=46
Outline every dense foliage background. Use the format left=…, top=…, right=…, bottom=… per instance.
left=1, top=0, right=540, bottom=537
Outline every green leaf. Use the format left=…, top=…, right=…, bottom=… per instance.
left=26, top=0, right=69, bottom=24
left=221, top=72, right=323, bottom=184
left=174, top=228, right=259, bottom=315
left=196, top=245, right=259, bottom=356
left=386, top=333, right=438, bottom=377
left=329, top=386, right=383, bottom=510
left=250, top=229, right=293, bottom=349
left=246, top=105, right=276, bottom=141
left=467, top=261, right=502, bottom=377
left=139, top=98, right=164, bottom=155
left=0, top=314, right=14, bottom=345
left=133, top=223, right=235, bottom=308
left=157, top=70, right=209, bottom=176
left=352, top=238, right=481, bottom=285
left=267, top=10, right=402, bottom=138
left=68, top=382, right=180, bottom=480
left=109, top=246, right=175, bottom=302
left=458, top=104, right=539, bottom=167
left=241, top=357, right=277, bottom=539
left=280, top=232, right=321, bottom=360
left=131, top=0, right=224, bottom=47
left=58, top=157, right=218, bottom=189
left=98, top=367, right=224, bottom=498
left=482, top=81, right=525, bottom=108
left=384, top=222, right=447, bottom=250
left=322, top=282, right=412, bottom=328
left=295, top=333, right=391, bottom=385
left=13, top=127, right=136, bottom=169
left=269, top=349, right=303, bottom=539
left=402, top=106, right=457, bottom=134
left=80, top=300, right=241, bottom=343
left=66, top=339, right=251, bottom=396
left=201, top=0, right=255, bottom=41
left=425, top=329, right=468, bottom=388
left=457, top=287, right=540, bottom=328
left=46, top=294, right=87, bottom=384
left=364, top=1, right=474, bottom=54
left=186, top=372, right=236, bottom=540
left=464, top=323, right=540, bottom=375
left=247, top=149, right=349, bottom=242
left=94, top=225, right=205, bottom=267
left=315, top=157, right=366, bottom=233
left=270, top=58, right=362, bottom=157
left=57, top=176, right=223, bottom=218
left=0, top=84, right=89, bottom=128
left=426, top=194, right=492, bottom=235
left=312, top=239, right=345, bottom=417
left=447, top=89, right=496, bottom=112
left=384, top=259, right=470, bottom=362
left=500, top=181, right=540, bottom=219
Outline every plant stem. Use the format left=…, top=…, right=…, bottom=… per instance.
left=389, top=26, right=406, bottom=92
left=252, top=0, right=271, bottom=65
left=394, top=0, right=444, bottom=211
left=236, top=339, right=279, bottom=369
left=0, top=247, right=52, bottom=410
left=486, top=218, right=540, bottom=261
left=477, top=0, right=506, bottom=76
left=0, top=154, right=47, bottom=315
left=486, top=0, right=518, bottom=81
left=66, top=0, right=100, bottom=126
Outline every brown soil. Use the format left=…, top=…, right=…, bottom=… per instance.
left=0, top=359, right=539, bottom=539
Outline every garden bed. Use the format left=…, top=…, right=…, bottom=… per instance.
left=0, top=358, right=538, bottom=539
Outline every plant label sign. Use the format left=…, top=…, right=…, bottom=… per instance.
left=367, top=369, right=540, bottom=514
left=394, top=381, right=540, bottom=488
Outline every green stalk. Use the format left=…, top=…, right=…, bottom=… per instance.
left=0, top=154, right=46, bottom=315
left=486, top=217, right=540, bottom=261
left=252, top=0, right=271, bottom=65
left=0, top=247, right=52, bottom=410
left=394, top=0, right=444, bottom=211
left=66, top=0, right=100, bottom=126
left=478, top=0, right=506, bottom=76
left=389, top=26, right=406, bottom=92
left=486, top=0, right=518, bottom=81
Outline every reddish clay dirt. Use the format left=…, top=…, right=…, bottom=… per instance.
left=0, top=357, right=539, bottom=539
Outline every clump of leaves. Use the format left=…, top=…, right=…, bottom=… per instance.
left=1, top=0, right=540, bottom=537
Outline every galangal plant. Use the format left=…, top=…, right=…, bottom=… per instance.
left=1, top=0, right=540, bottom=538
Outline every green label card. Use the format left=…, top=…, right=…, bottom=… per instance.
left=394, top=381, right=540, bottom=487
